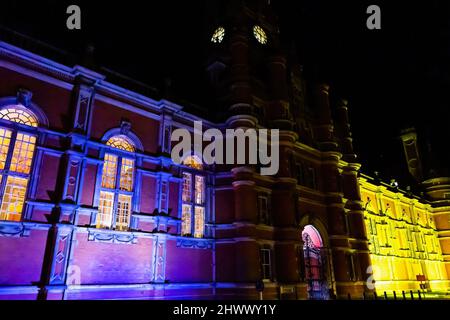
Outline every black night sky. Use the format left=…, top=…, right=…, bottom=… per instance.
left=1, top=0, right=450, bottom=185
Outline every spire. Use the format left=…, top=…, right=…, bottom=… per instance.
left=400, top=127, right=423, bottom=182
left=335, top=99, right=357, bottom=162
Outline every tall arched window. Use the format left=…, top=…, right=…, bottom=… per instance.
left=181, top=156, right=206, bottom=238
left=0, top=106, right=39, bottom=221
left=97, top=135, right=135, bottom=231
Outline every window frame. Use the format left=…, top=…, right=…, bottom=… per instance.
left=0, top=109, right=40, bottom=222
left=260, top=247, right=273, bottom=281
left=95, top=138, right=137, bottom=231
left=257, top=193, right=271, bottom=226
left=347, top=254, right=357, bottom=282
left=180, top=164, right=206, bottom=239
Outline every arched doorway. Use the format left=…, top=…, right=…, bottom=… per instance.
left=302, top=225, right=330, bottom=300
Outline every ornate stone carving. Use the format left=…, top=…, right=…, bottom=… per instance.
left=73, top=83, right=95, bottom=133
left=176, top=238, right=213, bottom=250
left=0, top=222, right=31, bottom=237
left=63, top=157, right=82, bottom=202
left=87, top=230, right=138, bottom=244
left=49, top=227, right=73, bottom=285
left=153, top=239, right=166, bottom=283
left=16, top=88, right=33, bottom=107
left=120, top=120, right=132, bottom=136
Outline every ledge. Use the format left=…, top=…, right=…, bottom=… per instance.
left=0, top=221, right=51, bottom=237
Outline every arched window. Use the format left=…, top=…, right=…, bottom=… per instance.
left=106, top=135, right=135, bottom=152
left=0, top=107, right=38, bottom=127
left=181, top=156, right=206, bottom=238
left=96, top=136, right=136, bottom=231
left=0, top=106, right=39, bottom=221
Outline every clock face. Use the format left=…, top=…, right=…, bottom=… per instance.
left=211, top=27, right=226, bottom=44
left=253, top=25, right=268, bottom=45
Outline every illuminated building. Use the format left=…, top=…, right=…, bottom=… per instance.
left=0, top=0, right=449, bottom=300
left=361, top=175, right=449, bottom=294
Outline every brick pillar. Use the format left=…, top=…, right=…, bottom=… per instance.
left=229, top=28, right=252, bottom=115
left=38, top=68, right=104, bottom=300
left=313, top=84, right=336, bottom=151
left=267, top=54, right=293, bottom=130
left=343, top=163, right=373, bottom=298
left=322, top=152, right=354, bottom=298
left=335, top=99, right=357, bottom=163
left=235, top=240, right=260, bottom=284
left=159, top=112, right=173, bottom=155
left=233, top=180, right=257, bottom=224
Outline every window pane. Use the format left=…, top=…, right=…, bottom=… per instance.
left=116, top=194, right=132, bottom=231
left=119, top=158, right=134, bottom=191
left=0, top=176, right=28, bottom=221
left=101, top=153, right=118, bottom=189
left=9, top=133, right=36, bottom=174
left=181, top=204, right=192, bottom=236
left=194, top=206, right=205, bottom=238
left=0, top=107, right=38, bottom=127
left=160, top=180, right=168, bottom=212
left=258, top=196, right=268, bottom=224
left=260, top=248, right=272, bottom=280
left=183, top=156, right=203, bottom=170
left=97, top=191, right=114, bottom=229
left=182, top=173, right=192, bottom=203
left=0, top=128, right=12, bottom=170
left=195, top=176, right=205, bottom=205
left=106, top=136, right=135, bottom=152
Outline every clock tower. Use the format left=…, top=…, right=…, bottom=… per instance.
left=205, top=0, right=293, bottom=129
left=205, top=0, right=373, bottom=300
